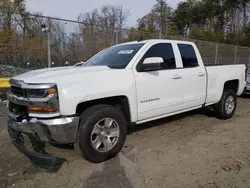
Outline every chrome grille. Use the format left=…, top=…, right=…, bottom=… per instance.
left=11, top=86, right=26, bottom=97
left=9, top=102, right=28, bottom=116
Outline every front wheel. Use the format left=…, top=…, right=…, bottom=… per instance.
left=75, top=105, right=127, bottom=163
left=214, top=89, right=237, bottom=120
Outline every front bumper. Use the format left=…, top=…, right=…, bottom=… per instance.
left=8, top=112, right=79, bottom=143
left=7, top=112, right=79, bottom=172
left=8, top=126, right=66, bottom=172
left=8, top=112, right=79, bottom=144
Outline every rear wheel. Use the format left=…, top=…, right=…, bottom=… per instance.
left=215, top=89, right=237, bottom=120
left=75, top=105, right=127, bottom=163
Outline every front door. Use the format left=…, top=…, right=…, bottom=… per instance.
left=134, top=43, right=184, bottom=121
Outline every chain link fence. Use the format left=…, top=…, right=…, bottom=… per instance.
left=1, top=11, right=250, bottom=77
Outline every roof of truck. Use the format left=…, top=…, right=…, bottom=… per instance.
left=117, top=39, right=195, bottom=46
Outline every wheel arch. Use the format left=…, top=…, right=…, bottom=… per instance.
left=223, top=79, right=239, bottom=93
left=76, top=96, right=132, bottom=124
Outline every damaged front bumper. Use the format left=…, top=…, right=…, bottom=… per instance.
left=7, top=112, right=79, bottom=172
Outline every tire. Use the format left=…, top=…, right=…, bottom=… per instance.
left=75, top=104, right=127, bottom=163
left=215, top=89, right=237, bottom=120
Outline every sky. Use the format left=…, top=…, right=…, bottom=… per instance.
left=25, top=0, right=181, bottom=27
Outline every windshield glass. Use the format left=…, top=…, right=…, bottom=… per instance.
left=85, top=43, right=144, bottom=69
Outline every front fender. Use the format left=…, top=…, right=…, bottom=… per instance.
left=57, top=82, right=138, bottom=122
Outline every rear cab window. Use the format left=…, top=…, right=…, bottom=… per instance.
left=177, top=44, right=199, bottom=68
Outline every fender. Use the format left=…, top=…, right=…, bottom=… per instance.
left=57, top=70, right=138, bottom=122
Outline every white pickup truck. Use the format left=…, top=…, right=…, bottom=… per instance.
left=7, top=39, right=247, bottom=172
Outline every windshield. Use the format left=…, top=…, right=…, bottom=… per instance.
left=85, top=43, right=144, bottom=69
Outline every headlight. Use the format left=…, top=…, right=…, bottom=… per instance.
left=27, top=86, right=59, bottom=113
left=26, top=89, right=47, bottom=98
left=26, top=87, right=57, bottom=98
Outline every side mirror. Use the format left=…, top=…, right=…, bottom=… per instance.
left=140, top=57, right=164, bottom=71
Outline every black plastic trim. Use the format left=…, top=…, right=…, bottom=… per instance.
left=8, top=126, right=66, bottom=173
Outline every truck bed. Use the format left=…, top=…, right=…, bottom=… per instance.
left=205, top=64, right=246, bottom=105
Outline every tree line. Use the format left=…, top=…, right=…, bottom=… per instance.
left=133, top=0, right=250, bottom=46
left=0, top=0, right=250, bottom=68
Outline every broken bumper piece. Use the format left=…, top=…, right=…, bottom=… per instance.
left=7, top=110, right=79, bottom=172
left=8, top=126, right=66, bottom=172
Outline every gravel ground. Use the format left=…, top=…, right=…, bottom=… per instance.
left=1, top=97, right=250, bottom=188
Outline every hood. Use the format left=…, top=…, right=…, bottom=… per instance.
left=12, top=66, right=111, bottom=84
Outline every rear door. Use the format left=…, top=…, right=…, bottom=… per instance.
left=175, top=43, right=207, bottom=109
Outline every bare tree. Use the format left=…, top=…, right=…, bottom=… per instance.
left=77, top=5, right=130, bottom=59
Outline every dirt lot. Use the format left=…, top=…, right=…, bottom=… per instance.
left=1, top=98, right=250, bottom=188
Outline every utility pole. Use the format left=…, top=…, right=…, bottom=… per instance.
left=47, top=18, right=51, bottom=68
left=41, top=18, right=51, bottom=68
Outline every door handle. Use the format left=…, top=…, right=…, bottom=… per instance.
left=172, top=75, right=182, bottom=79
left=197, top=72, right=205, bottom=77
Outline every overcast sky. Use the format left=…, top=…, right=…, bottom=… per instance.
left=26, top=0, right=181, bottom=27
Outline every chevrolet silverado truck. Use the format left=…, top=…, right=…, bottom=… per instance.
left=7, top=39, right=247, bottom=172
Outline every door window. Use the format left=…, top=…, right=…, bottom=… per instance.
left=139, top=43, right=176, bottom=70
left=177, top=44, right=199, bottom=68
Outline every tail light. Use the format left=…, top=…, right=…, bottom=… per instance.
left=245, top=67, right=248, bottom=81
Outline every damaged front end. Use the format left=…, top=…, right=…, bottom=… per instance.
left=6, top=79, right=79, bottom=172
left=7, top=115, right=79, bottom=172
left=8, top=126, right=66, bottom=172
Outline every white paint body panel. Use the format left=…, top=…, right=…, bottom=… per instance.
left=205, top=65, right=246, bottom=104
left=12, top=39, right=246, bottom=124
